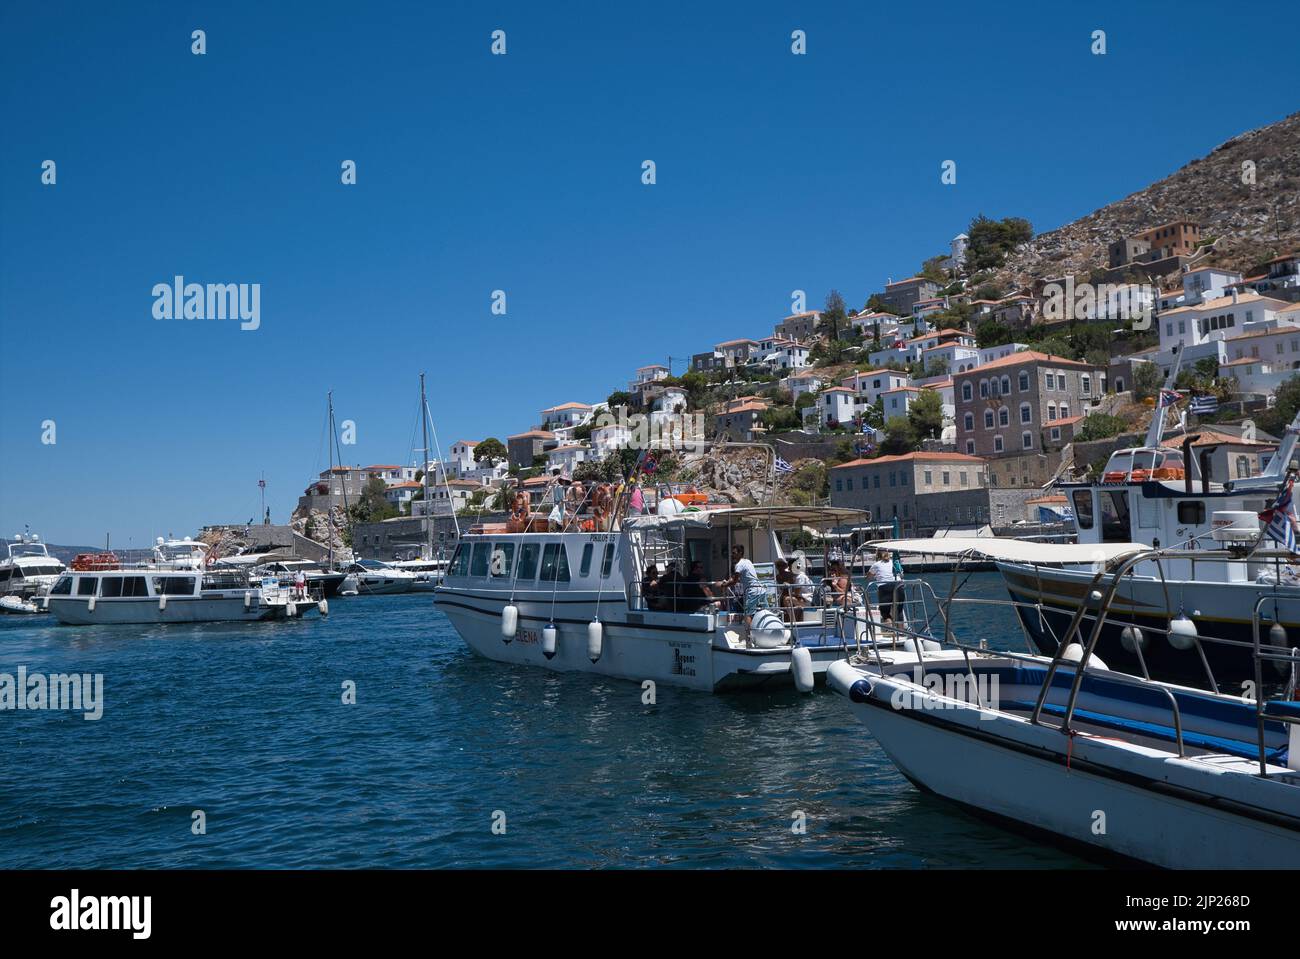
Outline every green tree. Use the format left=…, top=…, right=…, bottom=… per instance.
left=975, top=318, right=1016, bottom=348
left=966, top=214, right=1034, bottom=272
left=606, top=390, right=633, bottom=409
left=1133, top=362, right=1164, bottom=401
left=818, top=289, right=849, bottom=340
left=1075, top=413, right=1128, bottom=442
left=1259, top=374, right=1300, bottom=437
left=907, top=389, right=944, bottom=443
left=880, top=416, right=916, bottom=455
left=476, top=437, right=507, bottom=462
left=865, top=293, right=906, bottom=317
left=348, top=476, right=398, bottom=525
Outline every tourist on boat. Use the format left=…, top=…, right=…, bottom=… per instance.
left=825, top=561, right=852, bottom=610
left=641, top=564, right=662, bottom=610
left=868, top=549, right=900, bottom=622
left=629, top=481, right=645, bottom=516
left=719, top=545, right=765, bottom=623
left=293, top=569, right=307, bottom=600
left=677, top=562, right=715, bottom=613
left=775, top=558, right=799, bottom=622
left=659, top=563, right=682, bottom=611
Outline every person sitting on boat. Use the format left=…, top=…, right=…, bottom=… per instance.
left=868, top=549, right=900, bottom=622
left=641, top=564, right=663, bottom=610
left=719, top=545, right=765, bottom=624
left=775, top=558, right=799, bottom=623
left=659, top=563, right=682, bottom=612
left=824, top=561, right=852, bottom=610
left=677, top=561, right=715, bottom=613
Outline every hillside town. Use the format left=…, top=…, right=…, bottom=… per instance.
left=291, top=214, right=1300, bottom=559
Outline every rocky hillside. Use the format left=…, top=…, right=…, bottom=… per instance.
left=996, top=111, right=1300, bottom=288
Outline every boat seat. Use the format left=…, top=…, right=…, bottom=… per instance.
left=1005, top=700, right=1289, bottom=764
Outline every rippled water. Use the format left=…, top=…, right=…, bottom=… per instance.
left=0, top=573, right=1086, bottom=868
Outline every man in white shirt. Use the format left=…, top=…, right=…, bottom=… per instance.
left=868, top=549, right=900, bottom=622
left=720, top=544, right=765, bottom=625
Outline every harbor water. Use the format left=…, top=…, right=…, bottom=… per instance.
left=1, top=572, right=1087, bottom=868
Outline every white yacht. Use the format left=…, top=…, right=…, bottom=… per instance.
left=342, top=559, right=419, bottom=595
left=434, top=504, right=914, bottom=692
left=0, top=534, right=66, bottom=598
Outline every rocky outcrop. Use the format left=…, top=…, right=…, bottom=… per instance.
left=289, top=505, right=349, bottom=555
left=994, top=111, right=1300, bottom=288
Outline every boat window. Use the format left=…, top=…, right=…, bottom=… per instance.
left=539, top=543, right=571, bottom=583
left=157, top=576, right=197, bottom=596
left=490, top=543, right=515, bottom=578
left=1072, top=491, right=1094, bottom=529
left=517, top=542, right=541, bottom=580
left=76, top=577, right=97, bottom=596
left=121, top=576, right=149, bottom=597
left=1177, top=501, right=1206, bottom=525
left=469, top=543, right=490, bottom=577
left=449, top=545, right=471, bottom=577
left=100, top=577, right=124, bottom=597
left=1100, top=490, right=1131, bottom=543
left=1132, top=450, right=1156, bottom=473
left=1105, top=452, right=1133, bottom=475
left=50, top=575, right=73, bottom=595
left=600, top=543, right=615, bottom=578
left=579, top=543, right=594, bottom=577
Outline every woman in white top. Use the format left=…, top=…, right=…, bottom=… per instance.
left=868, top=549, right=900, bottom=622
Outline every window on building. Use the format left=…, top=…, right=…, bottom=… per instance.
left=1019, top=371, right=1029, bottom=391
left=1022, top=431, right=1033, bottom=449
left=962, top=382, right=972, bottom=401
left=980, top=380, right=989, bottom=398
left=964, top=412, right=974, bottom=431
left=984, top=410, right=994, bottom=428
left=1177, top=501, right=1206, bottom=525
left=960, top=471, right=969, bottom=486
left=1081, top=375, right=1091, bottom=395
left=999, top=408, right=1009, bottom=426
left=1020, top=404, right=1031, bottom=424
left=966, top=440, right=975, bottom=455
left=923, top=469, right=933, bottom=485
left=994, top=436, right=1004, bottom=453
left=942, top=471, right=951, bottom=486
left=1001, top=376, right=1011, bottom=395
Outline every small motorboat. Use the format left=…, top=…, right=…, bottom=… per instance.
left=0, top=595, right=45, bottom=615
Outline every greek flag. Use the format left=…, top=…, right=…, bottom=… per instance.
left=1260, top=477, right=1299, bottom=554
left=775, top=457, right=795, bottom=475
left=1189, top=394, right=1218, bottom=415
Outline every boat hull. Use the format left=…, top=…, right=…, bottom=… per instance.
left=999, top=561, right=1300, bottom=688
left=47, top=594, right=292, bottom=625
left=844, top=673, right=1300, bottom=868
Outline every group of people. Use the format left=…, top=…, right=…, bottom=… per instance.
left=640, top=560, right=716, bottom=613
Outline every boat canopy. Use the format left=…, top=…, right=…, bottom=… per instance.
left=866, top=537, right=1148, bottom=565
left=624, top=506, right=868, bottom=532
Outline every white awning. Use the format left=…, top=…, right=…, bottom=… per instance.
left=866, top=538, right=1149, bottom=565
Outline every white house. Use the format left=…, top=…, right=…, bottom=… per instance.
left=384, top=481, right=421, bottom=509
left=629, top=364, right=669, bottom=392
left=1219, top=357, right=1292, bottom=397
left=363, top=464, right=404, bottom=485
left=811, top=386, right=855, bottom=427
left=417, top=478, right=481, bottom=516
left=449, top=440, right=479, bottom=476
left=782, top=369, right=824, bottom=401
left=540, top=402, right=594, bottom=430
left=842, top=369, right=911, bottom=408
left=655, top=386, right=688, bottom=413
left=919, top=343, right=980, bottom=375
left=976, top=343, right=1029, bottom=366
left=546, top=443, right=590, bottom=476
left=592, top=423, right=631, bottom=457
left=1157, top=292, right=1291, bottom=351
left=1181, top=266, right=1243, bottom=305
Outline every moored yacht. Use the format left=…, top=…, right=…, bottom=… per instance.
left=342, top=559, right=419, bottom=595
left=0, top=534, right=66, bottom=598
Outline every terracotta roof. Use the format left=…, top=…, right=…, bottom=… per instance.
left=831, top=451, right=985, bottom=469
left=386, top=481, right=422, bottom=490
left=541, top=402, right=592, bottom=412
left=1159, top=293, right=1284, bottom=316
left=821, top=386, right=854, bottom=394
left=453, top=440, right=479, bottom=447
left=719, top=402, right=766, bottom=414
left=549, top=444, right=589, bottom=453
left=636, top=364, right=669, bottom=371
left=1161, top=429, right=1275, bottom=449
left=508, top=430, right=556, bottom=440
left=779, top=310, right=819, bottom=320
left=1026, top=494, right=1068, bottom=505
left=1046, top=415, right=1086, bottom=427
left=715, top=338, right=759, bottom=348
left=363, top=464, right=401, bottom=470
left=1220, top=357, right=1265, bottom=367
left=958, top=350, right=1095, bottom=373
left=884, top=276, right=931, bottom=288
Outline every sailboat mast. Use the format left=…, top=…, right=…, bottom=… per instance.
left=327, top=391, right=335, bottom=567
left=420, top=373, right=433, bottom=560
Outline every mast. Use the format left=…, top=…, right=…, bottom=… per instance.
left=1142, top=347, right=1184, bottom=450
left=420, top=373, right=433, bottom=561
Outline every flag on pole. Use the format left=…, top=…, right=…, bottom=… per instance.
left=1158, top=388, right=1184, bottom=408
left=1259, top=476, right=1299, bottom=554
left=774, top=457, right=795, bottom=475
left=1189, top=394, right=1219, bottom=415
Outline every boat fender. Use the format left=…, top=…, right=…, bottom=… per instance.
left=1168, top=615, right=1198, bottom=650
left=1270, top=623, right=1292, bottom=676
left=750, top=609, right=790, bottom=649
left=826, top=660, right=860, bottom=697
left=318, top=599, right=329, bottom=616
left=542, top=623, right=558, bottom=659
left=588, top=619, right=603, bottom=662
left=244, top=591, right=253, bottom=610
left=848, top=679, right=874, bottom=704
left=87, top=596, right=95, bottom=612
left=791, top=646, right=815, bottom=693
left=919, top=639, right=942, bottom=651
left=502, top=604, right=518, bottom=639
left=287, top=601, right=297, bottom=618
left=158, top=595, right=167, bottom=611
left=1120, top=626, right=1146, bottom=653
left=1062, top=643, right=1109, bottom=670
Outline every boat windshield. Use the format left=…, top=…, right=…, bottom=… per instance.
left=1104, top=452, right=1134, bottom=475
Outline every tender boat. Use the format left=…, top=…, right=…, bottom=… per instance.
left=250, top=559, right=347, bottom=597
left=828, top=539, right=1300, bottom=868
left=434, top=502, right=914, bottom=692
left=0, top=534, right=66, bottom=599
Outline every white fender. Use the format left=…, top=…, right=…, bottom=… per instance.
left=318, top=599, right=329, bottom=616
left=502, top=604, right=518, bottom=638
left=826, top=660, right=860, bottom=697
left=750, top=609, right=790, bottom=649
left=1119, top=626, right=1146, bottom=653
left=87, top=595, right=96, bottom=612
left=287, top=601, right=297, bottom=618
left=542, top=623, right=558, bottom=659
left=1061, top=643, right=1109, bottom=670
left=1168, top=615, right=1197, bottom=650
left=244, top=591, right=253, bottom=610
left=158, top=594, right=167, bottom=611
left=791, top=646, right=814, bottom=693
left=587, top=619, right=603, bottom=662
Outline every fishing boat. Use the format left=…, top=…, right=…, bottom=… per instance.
left=434, top=495, right=923, bottom=691
left=827, top=539, right=1300, bottom=868
left=0, top=533, right=66, bottom=599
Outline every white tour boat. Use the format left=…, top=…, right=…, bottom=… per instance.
left=434, top=503, right=922, bottom=692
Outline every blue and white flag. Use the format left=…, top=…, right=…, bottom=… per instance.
left=1260, top=477, right=1299, bottom=554
left=1189, top=394, right=1218, bottom=415
left=774, top=457, right=795, bottom=475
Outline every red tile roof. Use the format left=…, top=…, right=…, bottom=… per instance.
left=831, top=451, right=985, bottom=469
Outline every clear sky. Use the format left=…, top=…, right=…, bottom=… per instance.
left=1, top=1, right=1296, bottom=545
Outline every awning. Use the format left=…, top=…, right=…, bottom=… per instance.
left=865, top=538, right=1149, bottom=565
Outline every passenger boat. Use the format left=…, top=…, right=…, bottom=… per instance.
left=0, top=534, right=66, bottom=598
left=827, top=539, right=1300, bottom=868
left=434, top=502, right=916, bottom=692
left=250, top=559, right=348, bottom=597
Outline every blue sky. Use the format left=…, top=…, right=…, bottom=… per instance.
left=1, top=1, right=1296, bottom=545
